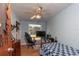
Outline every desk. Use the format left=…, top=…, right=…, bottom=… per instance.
left=31, top=35, right=41, bottom=41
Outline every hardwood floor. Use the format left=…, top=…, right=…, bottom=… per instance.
left=21, top=45, right=40, bottom=56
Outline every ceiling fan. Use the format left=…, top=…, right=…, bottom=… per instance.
left=30, top=6, right=43, bottom=20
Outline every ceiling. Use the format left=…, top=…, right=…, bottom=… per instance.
left=11, top=3, right=71, bottom=22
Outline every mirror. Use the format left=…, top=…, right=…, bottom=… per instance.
left=0, top=23, right=3, bottom=47
left=0, top=3, right=7, bottom=47
left=0, top=3, right=20, bottom=48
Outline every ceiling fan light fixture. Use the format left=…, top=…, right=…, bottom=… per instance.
left=36, top=14, right=41, bottom=19
left=30, top=15, right=36, bottom=19
left=36, top=7, right=42, bottom=12
left=30, top=6, right=43, bottom=20
left=31, top=14, right=41, bottom=19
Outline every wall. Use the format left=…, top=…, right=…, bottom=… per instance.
left=47, top=4, right=79, bottom=49
left=20, top=20, right=47, bottom=45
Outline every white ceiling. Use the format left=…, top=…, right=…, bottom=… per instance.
left=11, top=3, right=71, bottom=21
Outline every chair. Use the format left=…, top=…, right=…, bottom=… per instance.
left=24, top=32, right=36, bottom=48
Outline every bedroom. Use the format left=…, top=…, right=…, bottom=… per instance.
left=0, top=3, right=79, bottom=56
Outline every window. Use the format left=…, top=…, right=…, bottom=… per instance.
left=28, top=24, right=42, bottom=35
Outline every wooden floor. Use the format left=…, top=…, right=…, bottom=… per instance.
left=21, top=45, right=40, bottom=56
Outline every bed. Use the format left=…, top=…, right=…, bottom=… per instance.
left=40, top=42, right=79, bottom=56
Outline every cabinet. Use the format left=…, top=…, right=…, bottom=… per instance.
left=12, top=40, right=21, bottom=56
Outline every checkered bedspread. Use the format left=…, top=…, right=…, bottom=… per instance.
left=40, top=43, right=79, bottom=56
